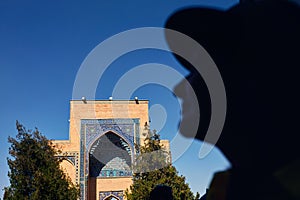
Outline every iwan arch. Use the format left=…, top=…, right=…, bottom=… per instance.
left=53, top=99, right=170, bottom=200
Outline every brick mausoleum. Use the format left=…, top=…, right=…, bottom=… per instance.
left=53, top=99, right=170, bottom=200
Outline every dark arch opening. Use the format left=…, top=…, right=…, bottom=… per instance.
left=103, top=195, right=120, bottom=200
left=89, top=132, right=132, bottom=177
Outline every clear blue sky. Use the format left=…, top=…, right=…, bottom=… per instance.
left=0, top=0, right=238, bottom=198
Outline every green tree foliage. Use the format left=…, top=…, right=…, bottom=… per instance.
left=195, top=192, right=200, bottom=199
left=4, top=121, right=79, bottom=200
left=125, top=129, right=195, bottom=200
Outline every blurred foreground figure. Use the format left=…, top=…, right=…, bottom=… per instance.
left=166, top=0, right=300, bottom=199
left=149, top=185, right=174, bottom=200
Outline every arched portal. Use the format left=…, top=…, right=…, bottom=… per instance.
left=103, top=195, right=120, bottom=200
left=88, top=131, right=132, bottom=200
left=89, top=131, right=132, bottom=177
left=80, top=118, right=140, bottom=200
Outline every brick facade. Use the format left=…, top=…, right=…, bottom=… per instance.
left=53, top=100, right=170, bottom=200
